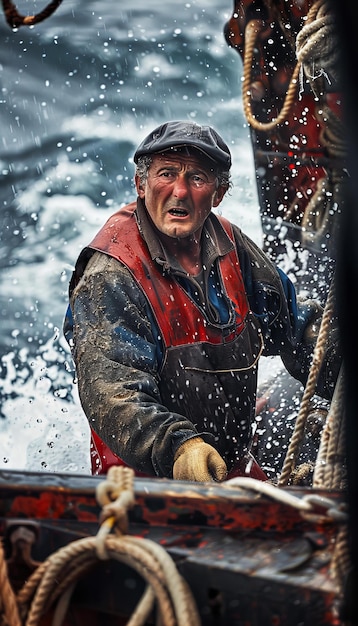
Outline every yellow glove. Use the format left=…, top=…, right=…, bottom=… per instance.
left=173, top=437, right=227, bottom=482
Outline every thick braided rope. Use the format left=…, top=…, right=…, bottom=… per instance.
left=314, top=367, right=346, bottom=490
left=18, top=538, right=175, bottom=626
left=18, top=536, right=176, bottom=626
left=296, top=0, right=340, bottom=93
left=330, top=404, right=346, bottom=490
left=330, top=525, right=351, bottom=599
left=312, top=406, right=331, bottom=488
left=95, top=467, right=200, bottom=625
left=278, top=276, right=336, bottom=486
left=297, top=0, right=347, bottom=242
left=242, top=0, right=338, bottom=132
left=96, top=464, right=135, bottom=536
left=16, top=467, right=201, bottom=626
left=313, top=369, right=344, bottom=488
left=242, top=19, right=301, bottom=131
left=0, top=541, right=21, bottom=626
left=124, top=535, right=200, bottom=625
left=50, top=552, right=166, bottom=626
left=2, top=0, right=63, bottom=28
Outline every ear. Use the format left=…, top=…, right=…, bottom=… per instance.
left=135, top=174, right=146, bottom=198
left=212, top=185, right=227, bottom=208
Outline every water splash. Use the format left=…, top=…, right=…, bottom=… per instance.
left=0, top=329, right=90, bottom=474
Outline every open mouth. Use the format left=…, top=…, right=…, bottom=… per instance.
left=168, top=208, right=189, bottom=217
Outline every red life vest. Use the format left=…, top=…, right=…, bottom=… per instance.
left=90, top=202, right=249, bottom=347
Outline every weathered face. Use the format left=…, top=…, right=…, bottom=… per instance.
left=135, top=151, right=227, bottom=239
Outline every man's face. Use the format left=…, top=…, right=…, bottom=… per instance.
left=135, top=151, right=227, bottom=239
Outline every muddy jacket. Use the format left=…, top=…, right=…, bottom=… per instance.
left=64, top=199, right=337, bottom=477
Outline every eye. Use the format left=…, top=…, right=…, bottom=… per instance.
left=189, top=174, right=207, bottom=187
left=159, top=170, right=176, bottom=180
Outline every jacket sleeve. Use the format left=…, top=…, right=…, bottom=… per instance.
left=231, top=225, right=340, bottom=400
left=69, top=251, right=200, bottom=477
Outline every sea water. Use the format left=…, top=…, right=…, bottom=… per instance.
left=0, top=0, right=264, bottom=473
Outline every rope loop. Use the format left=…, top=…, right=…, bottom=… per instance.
left=95, top=466, right=135, bottom=559
left=242, top=18, right=300, bottom=131
left=11, top=466, right=202, bottom=626
left=96, top=465, right=135, bottom=533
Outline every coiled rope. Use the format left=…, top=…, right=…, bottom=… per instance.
left=296, top=0, right=340, bottom=98
left=243, top=0, right=347, bottom=242
left=297, top=0, right=346, bottom=244
left=242, top=0, right=342, bottom=132
left=0, top=466, right=201, bottom=626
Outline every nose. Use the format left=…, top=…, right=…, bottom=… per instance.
left=172, top=173, right=189, bottom=198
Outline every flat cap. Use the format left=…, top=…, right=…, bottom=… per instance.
left=133, top=120, right=232, bottom=169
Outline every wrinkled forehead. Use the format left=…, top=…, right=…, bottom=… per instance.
left=150, top=147, right=218, bottom=173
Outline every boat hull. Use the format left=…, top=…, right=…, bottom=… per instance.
left=0, top=470, right=344, bottom=625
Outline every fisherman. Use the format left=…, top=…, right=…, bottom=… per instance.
left=64, top=120, right=339, bottom=482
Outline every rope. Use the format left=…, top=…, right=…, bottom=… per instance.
left=242, top=0, right=342, bottom=134
left=243, top=0, right=347, bottom=242
left=1, top=0, right=63, bottom=29
left=278, top=274, right=336, bottom=486
left=241, top=2, right=323, bottom=131
left=0, top=469, right=349, bottom=623
left=289, top=461, right=315, bottom=486
left=296, top=0, right=340, bottom=98
left=0, top=540, right=21, bottom=626
left=4, top=467, right=201, bottom=626
left=276, top=274, right=348, bottom=592
left=243, top=0, right=346, bottom=491
left=225, top=476, right=347, bottom=523
left=296, top=0, right=347, bottom=244
left=96, top=464, right=135, bottom=536
left=18, top=537, right=179, bottom=626
left=330, top=525, right=351, bottom=597
left=300, top=169, right=345, bottom=247
left=225, top=475, right=349, bottom=594
left=274, top=1, right=346, bottom=486
left=242, top=19, right=301, bottom=131
left=313, top=367, right=346, bottom=490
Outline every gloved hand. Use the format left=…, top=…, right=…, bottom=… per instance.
left=173, top=437, right=227, bottom=482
